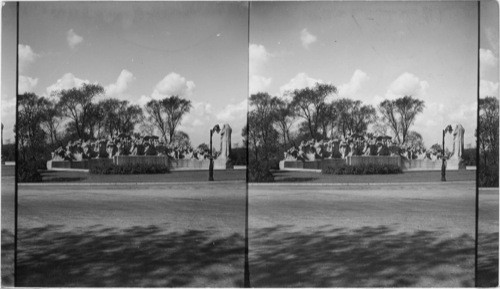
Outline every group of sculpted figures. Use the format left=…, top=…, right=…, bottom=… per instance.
left=284, top=124, right=465, bottom=162
left=52, top=124, right=233, bottom=162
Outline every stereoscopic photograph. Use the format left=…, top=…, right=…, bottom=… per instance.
left=0, top=0, right=498, bottom=288
left=9, top=2, right=248, bottom=287
left=247, top=1, right=480, bottom=287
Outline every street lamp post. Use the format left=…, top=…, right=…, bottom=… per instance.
left=209, top=124, right=220, bottom=181
left=441, top=125, right=452, bottom=182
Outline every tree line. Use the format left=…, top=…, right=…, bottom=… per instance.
left=244, top=82, right=426, bottom=169
left=16, top=83, right=193, bottom=180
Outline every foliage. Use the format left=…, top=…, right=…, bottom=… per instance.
left=405, top=131, right=425, bottom=151
left=17, top=93, right=53, bottom=181
left=322, top=163, right=403, bottom=175
left=478, top=97, right=499, bottom=187
left=17, top=160, right=43, bottom=182
left=197, top=143, right=209, bottom=152
left=248, top=160, right=275, bottom=182
left=289, top=83, right=337, bottom=139
left=461, top=148, right=476, bottom=166
left=229, top=147, right=247, bottom=166
left=170, top=131, right=191, bottom=149
left=55, top=83, right=105, bottom=139
left=99, top=98, right=143, bottom=137
left=89, top=163, right=170, bottom=175
left=273, top=98, right=295, bottom=148
left=379, top=96, right=425, bottom=144
left=145, top=96, right=192, bottom=144
left=1, top=143, right=15, bottom=162
left=334, top=99, right=376, bottom=138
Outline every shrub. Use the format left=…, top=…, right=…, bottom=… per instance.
left=229, top=148, right=247, bottom=166
left=90, top=163, right=170, bottom=175
left=18, top=160, right=43, bottom=182
left=248, top=161, right=275, bottom=182
left=322, top=163, right=402, bottom=175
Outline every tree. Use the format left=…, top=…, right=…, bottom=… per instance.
left=145, top=96, right=191, bottom=144
left=334, top=99, right=376, bottom=138
left=271, top=98, right=295, bottom=148
left=39, top=98, right=62, bottom=145
left=171, top=131, right=191, bottom=148
left=99, top=98, right=143, bottom=137
left=55, top=83, right=105, bottom=139
left=289, top=83, right=337, bottom=139
left=246, top=93, right=281, bottom=161
left=405, top=131, right=425, bottom=151
left=478, top=96, right=499, bottom=187
left=17, top=93, right=51, bottom=180
left=379, top=95, right=425, bottom=144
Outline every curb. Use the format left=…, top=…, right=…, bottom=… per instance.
left=18, top=180, right=247, bottom=187
left=249, top=180, right=476, bottom=187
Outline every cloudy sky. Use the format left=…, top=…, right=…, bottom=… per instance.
left=1, top=2, right=498, bottom=150
left=480, top=0, right=499, bottom=101
left=250, top=1, right=480, bottom=148
left=6, top=2, right=248, bottom=146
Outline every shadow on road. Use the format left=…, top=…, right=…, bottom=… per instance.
left=2, top=229, right=14, bottom=286
left=249, top=225, right=474, bottom=287
left=477, top=232, right=499, bottom=287
left=17, top=225, right=244, bottom=287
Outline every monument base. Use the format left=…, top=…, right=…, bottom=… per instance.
left=47, top=156, right=234, bottom=172
left=279, top=156, right=466, bottom=172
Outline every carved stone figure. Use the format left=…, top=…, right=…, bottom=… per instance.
left=219, top=123, right=232, bottom=159
left=451, top=124, right=465, bottom=160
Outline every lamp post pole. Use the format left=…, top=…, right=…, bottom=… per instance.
left=441, top=124, right=452, bottom=182
left=441, top=128, right=446, bottom=182
left=209, top=124, right=220, bottom=181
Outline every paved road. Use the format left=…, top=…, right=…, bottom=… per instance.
left=248, top=182, right=476, bottom=287
left=477, top=187, right=499, bottom=287
left=1, top=166, right=15, bottom=287
left=17, top=181, right=246, bottom=287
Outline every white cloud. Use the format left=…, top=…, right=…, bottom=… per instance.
left=279, top=72, right=325, bottom=101
left=480, top=79, right=499, bottom=98
left=386, top=72, right=429, bottom=99
left=249, top=44, right=272, bottom=94
left=105, top=69, right=136, bottom=98
left=18, top=75, right=39, bottom=94
left=448, top=102, right=477, bottom=123
left=480, top=48, right=498, bottom=77
left=46, top=73, right=89, bottom=96
left=180, top=101, right=213, bottom=128
left=135, top=94, right=151, bottom=107
left=216, top=99, right=247, bottom=122
left=67, top=29, right=83, bottom=49
left=249, top=44, right=271, bottom=75
left=338, top=69, right=369, bottom=97
left=300, top=28, right=317, bottom=49
left=1, top=96, right=16, bottom=143
left=18, top=44, right=39, bottom=72
left=250, top=75, right=272, bottom=95
left=480, top=48, right=498, bottom=67
left=151, top=72, right=195, bottom=100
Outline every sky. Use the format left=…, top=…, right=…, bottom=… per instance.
left=1, top=1, right=497, bottom=150
left=5, top=2, right=249, bottom=147
left=480, top=0, right=499, bottom=101
left=250, top=1, right=480, bottom=149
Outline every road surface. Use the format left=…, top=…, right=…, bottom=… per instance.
left=248, top=182, right=476, bottom=287
left=17, top=181, right=246, bottom=287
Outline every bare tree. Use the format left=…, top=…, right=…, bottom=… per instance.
left=379, top=95, right=425, bottom=144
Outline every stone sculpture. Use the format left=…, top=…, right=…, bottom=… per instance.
left=219, top=123, right=232, bottom=159
left=451, top=124, right=465, bottom=160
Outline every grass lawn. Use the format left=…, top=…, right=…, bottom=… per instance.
left=37, top=169, right=246, bottom=183
left=271, top=169, right=475, bottom=183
